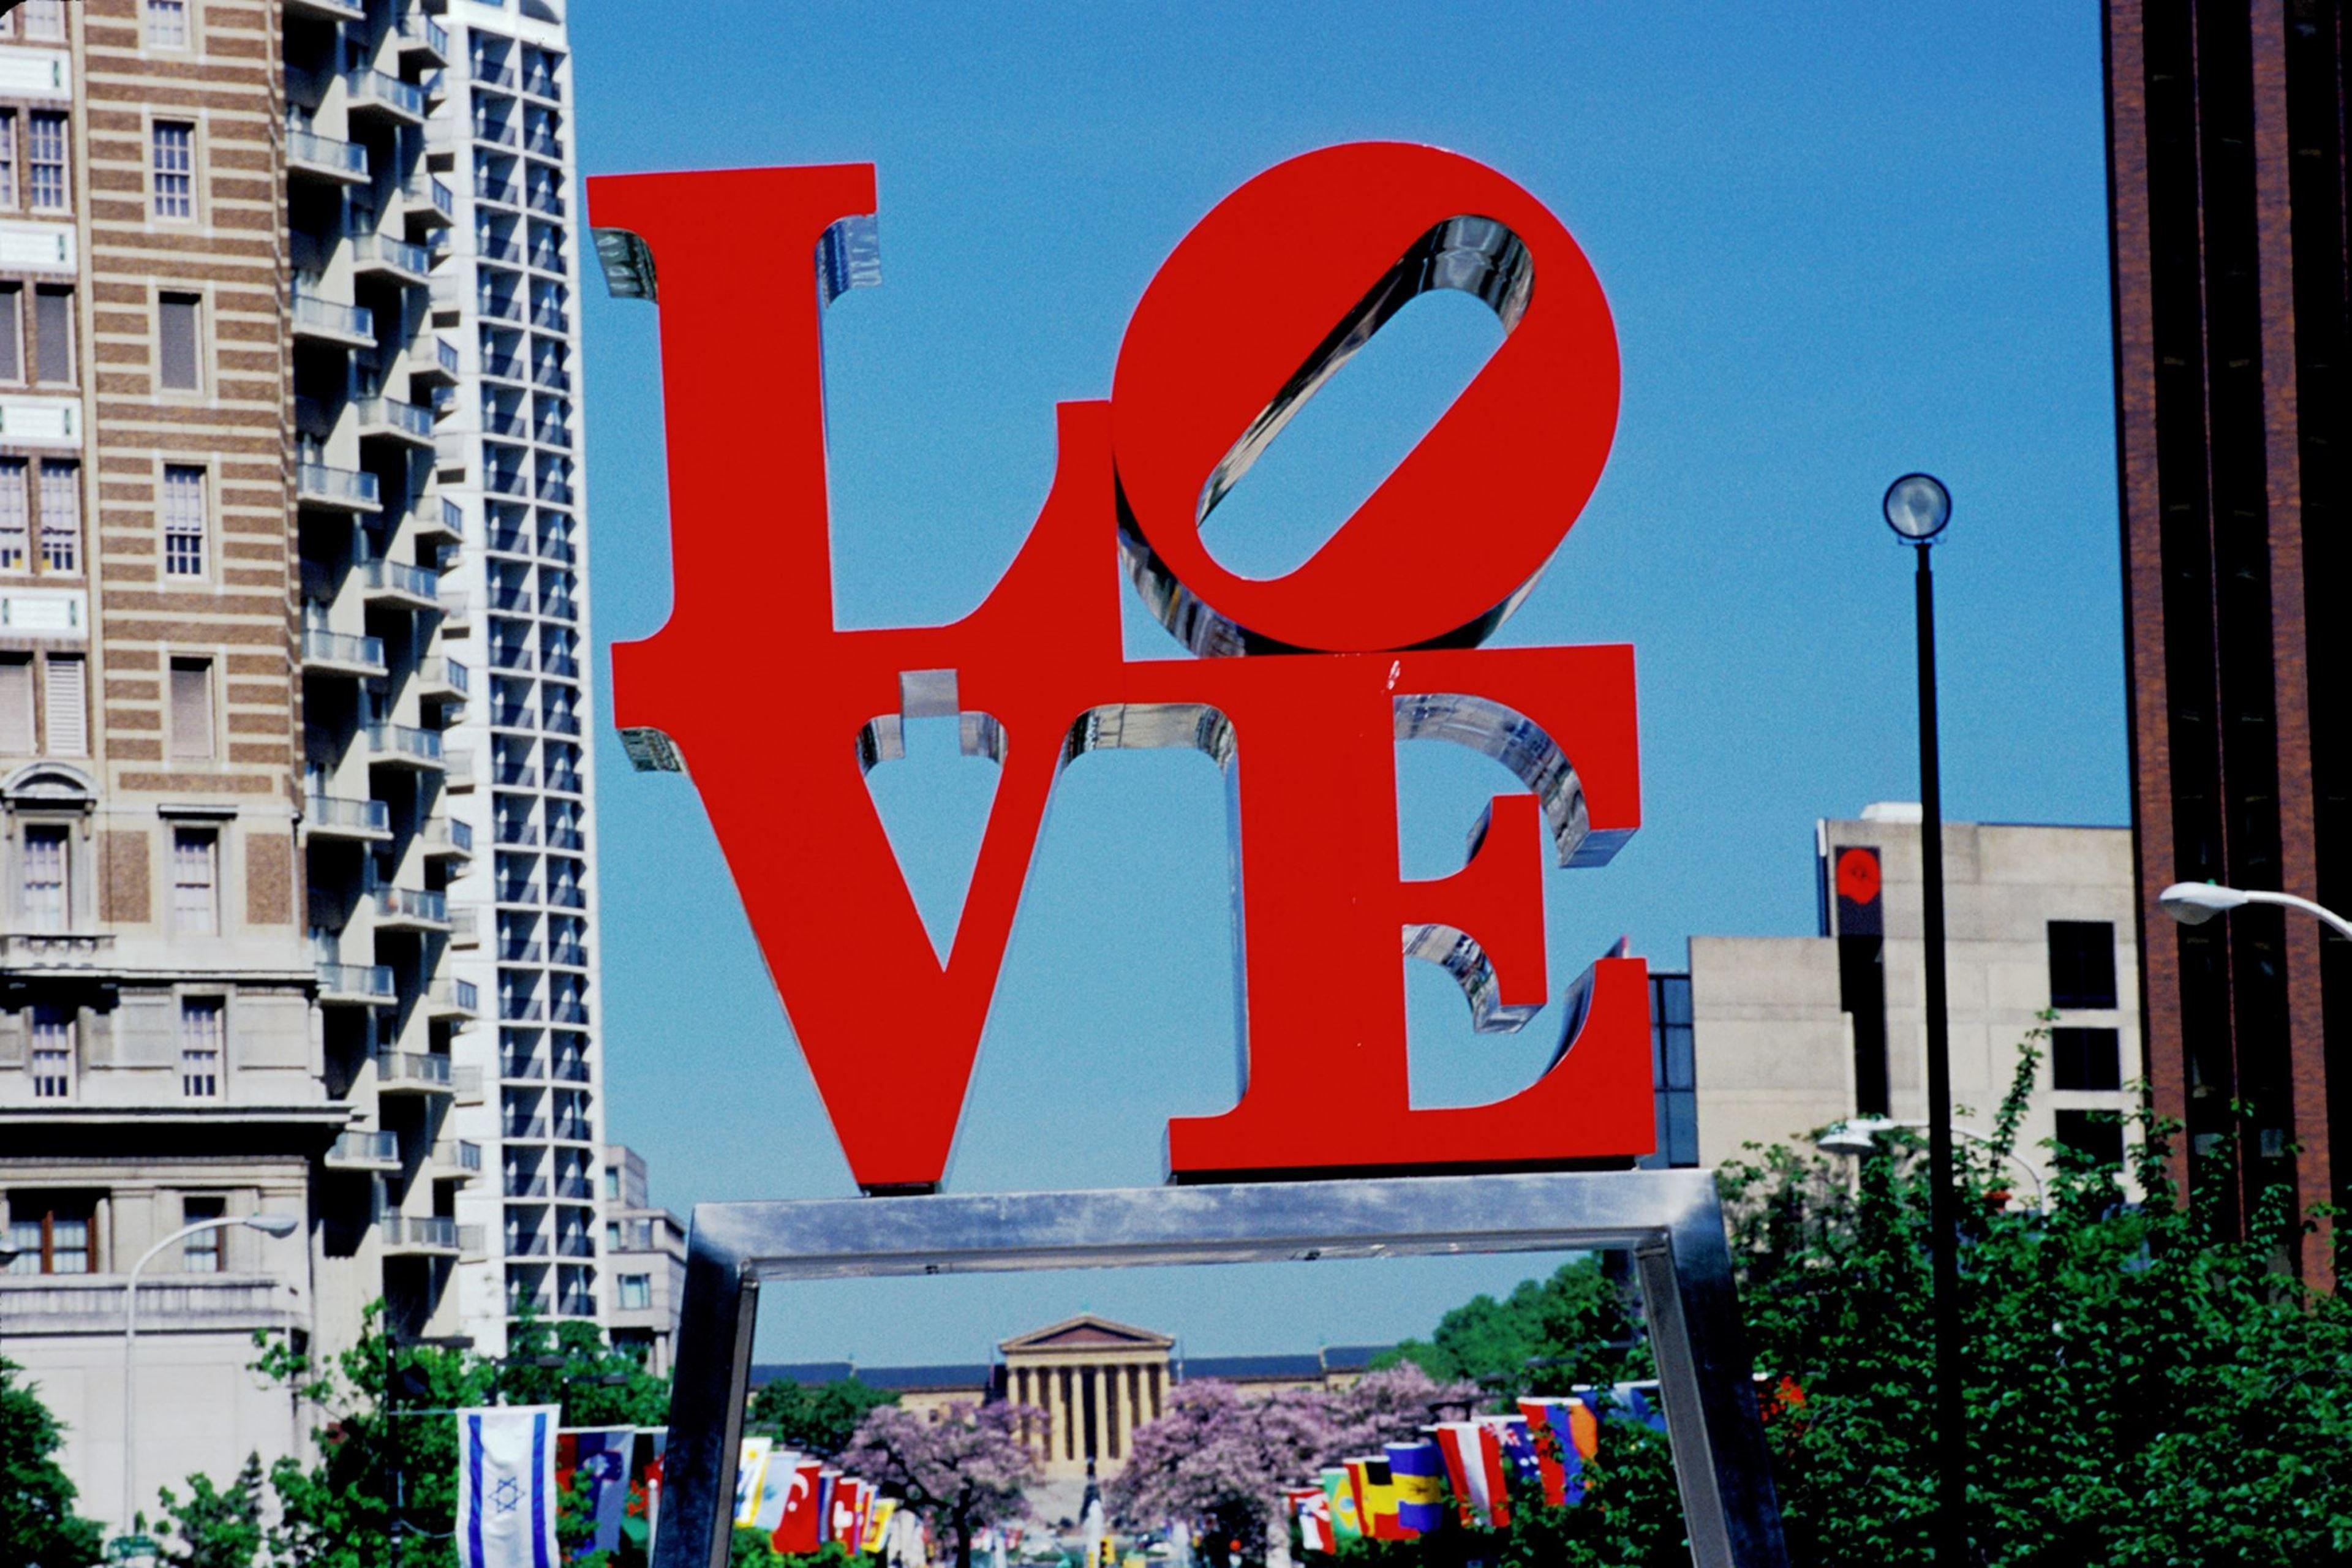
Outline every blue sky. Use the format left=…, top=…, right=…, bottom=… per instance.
left=564, top=3, right=2123, bottom=1365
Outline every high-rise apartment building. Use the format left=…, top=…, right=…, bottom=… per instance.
left=2105, top=2, right=2348, bottom=1281
left=0, top=0, right=609, bottom=1521
left=429, top=0, right=603, bottom=1357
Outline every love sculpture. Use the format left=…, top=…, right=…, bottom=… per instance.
left=587, top=141, right=1651, bottom=1192
left=591, top=145, right=1789, bottom=1568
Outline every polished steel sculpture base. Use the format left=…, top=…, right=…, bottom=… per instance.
left=655, top=1170, right=1789, bottom=1568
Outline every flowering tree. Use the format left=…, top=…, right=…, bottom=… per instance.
left=839, top=1401, right=1040, bottom=1568
left=1109, top=1366, right=1476, bottom=1567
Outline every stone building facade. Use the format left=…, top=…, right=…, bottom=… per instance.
left=1678, top=807, right=2141, bottom=1190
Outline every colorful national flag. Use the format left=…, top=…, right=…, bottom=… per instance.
left=863, top=1498, right=899, bottom=1555
left=456, top=1405, right=560, bottom=1568
left=1383, top=1440, right=1447, bottom=1536
left=1430, top=1421, right=1509, bottom=1528
left=555, top=1427, right=635, bottom=1558
left=1294, top=1490, right=1333, bottom=1554
left=734, top=1437, right=774, bottom=1529
left=827, top=1471, right=862, bottom=1547
left=1319, top=1466, right=1362, bottom=1543
left=622, top=1428, right=668, bottom=1562
left=772, top=1457, right=826, bottom=1554
left=1344, top=1456, right=1406, bottom=1540
left=1481, top=1414, right=1540, bottom=1488
left=1514, top=1398, right=1573, bottom=1507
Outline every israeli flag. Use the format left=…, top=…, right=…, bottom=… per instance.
left=458, top=1405, right=560, bottom=1568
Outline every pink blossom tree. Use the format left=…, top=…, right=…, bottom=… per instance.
left=1106, top=1366, right=1475, bottom=1568
left=840, top=1401, right=1042, bottom=1568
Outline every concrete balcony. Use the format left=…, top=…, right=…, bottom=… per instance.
left=374, top=885, right=450, bottom=931
left=379, top=1213, right=460, bottom=1256
left=418, top=496, right=466, bottom=543
left=326, top=1128, right=401, bottom=1171
left=449, top=905, right=481, bottom=948
left=431, top=1139, right=483, bottom=1182
left=412, top=334, right=460, bottom=386
left=360, top=556, right=441, bottom=610
left=346, top=69, right=426, bottom=125
left=403, top=171, right=455, bottom=227
left=306, top=794, right=391, bottom=842
left=350, top=232, right=432, bottom=284
left=0, top=931, right=116, bottom=974
left=296, top=462, right=380, bottom=513
left=418, top=654, right=470, bottom=703
left=288, top=127, right=368, bottom=185
left=300, top=625, right=387, bottom=677
left=419, top=819, right=473, bottom=866
left=290, top=291, right=375, bottom=349
left=316, top=962, right=396, bottom=1006
left=395, top=4, right=449, bottom=64
left=366, top=723, right=445, bottom=771
left=374, top=1049, right=453, bottom=1098
left=439, top=588, right=471, bottom=628
left=427, top=976, right=480, bottom=1019
left=443, top=744, right=478, bottom=792
left=357, top=396, right=435, bottom=450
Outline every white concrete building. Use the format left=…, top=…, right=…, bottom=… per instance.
left=1677, top=805, right=2142, bottom=1189
left=429, top=0, right=608, bottom=1357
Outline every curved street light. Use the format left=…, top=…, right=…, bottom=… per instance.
left=122, top=1212, right=301, bottom=1536
left=2158, top=880, right=2352, bottom=943
left=1817, top=1117, right=2048, bottom=1207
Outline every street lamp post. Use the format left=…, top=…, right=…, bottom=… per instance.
left=1883, top=472, right=1966, bottom=1560
left=1819, top=1117, right=2048, bottom=1208
left=121, top=1212, right=300, bottom=1537
left=2159, top=880, right=2352, bottom=942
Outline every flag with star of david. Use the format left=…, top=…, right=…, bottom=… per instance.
left=458, top=1405, right=560, bottom=1568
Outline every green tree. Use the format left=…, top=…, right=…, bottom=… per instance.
left=497, top=1313, right=671, bottom=1429
left=0, top=1355, right=105, bottom=1568
left=745, top=1378, right=898, bottom=1459
left=159, top=1453, right=267, bottom=1568
left=1376, top=1255, right=1645, bottom=1397
left=1363, top=1027, right=2352, bottom=1565
left=241, top=1300, right=671, bottom=1567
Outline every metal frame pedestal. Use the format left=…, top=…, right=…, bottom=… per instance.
left=653, top=1169, right=1789, bottom=1568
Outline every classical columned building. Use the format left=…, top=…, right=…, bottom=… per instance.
left=998, top=1316, right=1174, bottom=1481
